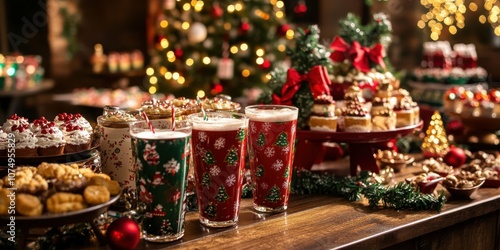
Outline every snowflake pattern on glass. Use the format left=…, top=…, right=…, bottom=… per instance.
left=250, top=123, right=257, bottom=134
left=262, top=122, right=271, bottom=132
left=214, top=137, right=226, bottom=150
left=282, top=180, right=289, bottom=189
left=195, top=144, right=207, bottom=157
left=233, top=200, right=239, bottom=212
left=272, top=159, right=284, bottom=171
left=282, top=145, right=290, bottom=153
left=226, top=174, right=236, bottom=187
left=210, top=165, right=221, bottom=176
left=264, top=147, right=275, bottom=158
left=198, top=131, right=207, bottom=142
left=164, top=158, right=180, bottom=175
left=260, top=182, right=269, bottom=190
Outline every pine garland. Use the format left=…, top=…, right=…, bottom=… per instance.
left=291, top=170, right=446, bottom=211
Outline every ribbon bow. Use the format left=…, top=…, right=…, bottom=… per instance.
left=272, top=66, right=331, bottom=105
left=330, top=36, right=386, bottom=73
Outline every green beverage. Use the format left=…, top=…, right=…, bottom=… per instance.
left=130, top=120, right=191, bottom=242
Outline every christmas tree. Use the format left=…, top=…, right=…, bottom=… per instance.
left=257, top=132, right=266, bottom=147
left=421, top=111, right=449, bottom=158
left=265, top=185, right=281, bottom=202
left=204, top=203, right=217, bottom=218
left=203, top=151, right=216, bottom=165
left=274, top=132, right=289, bottom=147
left=214, top=185, right=230, bottom=202
left=236, top=128, right=246, bottom=142
left=147, top=0, right=294, bottom=98
left=224, top=147, right=239, bottom=166
left=201, top=172, right=211, bottom=187
left=255, top=165, right=264, bottom=177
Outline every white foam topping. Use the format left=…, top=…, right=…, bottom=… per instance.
left=191, top=117, right=247, bottom=131
left=133, top=131, right=189, bottom=140
left=245, top=108, right=298, bottom=122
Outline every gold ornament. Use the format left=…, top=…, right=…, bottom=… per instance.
left=421, top=111, right=449, bottom=158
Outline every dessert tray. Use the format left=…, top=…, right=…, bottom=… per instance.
left=295, top=121, right=423, bottom=176
left=0, top=140, right=100, bottom=166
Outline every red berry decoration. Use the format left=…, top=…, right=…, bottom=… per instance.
left=294, top=2, right=307, bottom=16
left=105, top=218, right=141, bottom=250
left=277, top=24, right=290, bottom=36
left=174, top=48, right=184, bottom=58
left=443, top=146, right=466, bottom=168
left=239, top=22, right=250, bottom=35
left=211, top=3, right=223, bottom=18
left=260, top=59, right=271, bottom=70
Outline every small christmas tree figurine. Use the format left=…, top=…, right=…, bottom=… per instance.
left=201, top=173, right=211, bottom=187
left=421, top=111, right=449, bottom=158
left=204, top=203, right=217, bottom=218
left=214, top=185, right=230, bottom=202
left=203, top=151, right=216, bottom=165
left=224, top=147, right=239, bottom=166
left=257, top=132, right=266, bottom=147
left=265, top=185, right=281, bottom=203
left=274, top=132, right=289, bottom=147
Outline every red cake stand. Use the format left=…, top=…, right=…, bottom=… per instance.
left=295, top=121, right=423, bottom=176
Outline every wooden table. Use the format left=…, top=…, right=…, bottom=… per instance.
left=132, top=164, right=500, bottom=250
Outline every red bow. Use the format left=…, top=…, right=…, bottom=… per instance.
left=329, top=36, right=386, bottom=73
left=272, top=66, right=331, bottom=105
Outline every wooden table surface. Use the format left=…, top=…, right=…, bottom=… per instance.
left=134, top=164, right=500, bottom=250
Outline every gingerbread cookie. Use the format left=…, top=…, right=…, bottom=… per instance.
left=16, top=193, right=43, bottom=216
left=83, top=185, right=110, bottom=205
left=46, top=192, right=86, bottom=214
left=55, top=174, right=88, bottom=193
left=88, top=176, right=120, bottom=195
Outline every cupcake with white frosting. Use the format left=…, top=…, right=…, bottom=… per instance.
left=62, top=122, right=91, bottom=153
left=54, top=113, right=93, bottom=134
left=2, top=114, right=29, bottom=133
left=0, top=129, right=9, bottom=156
left=31, top=117, right=66, bottom=156
left=9, top=121, right=38, bottom=157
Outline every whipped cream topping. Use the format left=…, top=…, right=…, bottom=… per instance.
left=31, top=119, right=66, bottom=148
left=62, top=124, right=91, bottom=146
left=2, top=114, right=29, bottom=133
left=0, top=129, right=8, bottom=150
left=12, top=129, right=38, bottom=149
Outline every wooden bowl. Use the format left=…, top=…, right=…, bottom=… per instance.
left=444, top=178, right=485, bottom=199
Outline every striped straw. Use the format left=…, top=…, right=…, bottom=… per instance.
left=141, top=110, right=155, bottom=134
left=197, top=96, right=208, bottom=121
left=171, top=105, right=176, bottom=131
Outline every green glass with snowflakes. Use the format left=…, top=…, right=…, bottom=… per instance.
left=130, top=120, right=192, bottom=242
left=188, top=112, right=248, bottom=227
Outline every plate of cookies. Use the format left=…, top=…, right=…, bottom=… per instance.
left=0, top=163, right=120, bottom=227
left=0, top=113, right=100, bottom=166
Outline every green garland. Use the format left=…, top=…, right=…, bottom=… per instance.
left=290, top=170, right=446, bottom=211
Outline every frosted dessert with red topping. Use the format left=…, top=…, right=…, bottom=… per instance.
left=54, top=113, right=93, bottom=134
left=31, top=117, right=66, bottom=156
left=10, top=121, right=38, bottom=157
left=62, top=123, right=91, bottom=153
left=394, top=96, right=415, bottom=128
left=2, top=114, right=29, bottom=133
left=309, top=94, right=338, bottom=132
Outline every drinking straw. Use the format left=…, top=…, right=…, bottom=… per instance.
left=171, top=105, right=176, bottom=131
left=196, top=96, right=208, bottom=121
left=141, top=110, right=155, bottom=134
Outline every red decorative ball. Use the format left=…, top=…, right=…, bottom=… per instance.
left=211, top=5, right=223, bottom=18
left=239, top=22, right=250, bottom=34
left=174, top=48, right=184, bottom=58
left=443, top=146, right=466, bottom=168
left=106, top=218, right=141, bottom=250
left=260, top=59, right=271, bottom=70
left=294, top=3, right=307, bottom=15
left=277, top=24, right=290, bottom=36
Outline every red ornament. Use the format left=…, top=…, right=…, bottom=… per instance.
left=211, top=4, right=223, bottom=18
left=260, top=59, right=271, bottom=70
left=106, top=218, right=141, bottom=250
left=174, top=48, right=183, bottom=58
left=277, top=24, right=290, bottom=36
left=294, top=2, right=307, bottom=15
left=443, top=146, right=466, bottom=168
left=239, top=22, right=250, bottom=35
left=211, top=83, right=223, bottom=95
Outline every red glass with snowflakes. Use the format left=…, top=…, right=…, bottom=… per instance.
left=188, top=112, right=248, bottom=227
left=245, top=105, right=298, bottom=212
left=130, top=120, right=192, bottom=242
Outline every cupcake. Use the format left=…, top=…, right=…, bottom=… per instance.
left=375, top=80, right=393, bottom=99
left=2, top=114, right=29, bottom=133
left=10, top=122, right=38, bottom=157
left=344, top=102, right=371, bottom=132
left=201, top=97, right=241, bottom=112
left=55, top=113, right=93, bottom=134
left=370, top=97, right=392, bottom=117
left=62, top=123, right=92, bottom=154
left=31, top=118, right=66, bottom=156
left=141, top=99, right=178, bottom=120
left=0, top=129, right=8, bottom=156
left=309, top=94, right=338, bottom=132
left=394, top=96, right=415, bottom=128
left=372, top=109, right=396, bottom=131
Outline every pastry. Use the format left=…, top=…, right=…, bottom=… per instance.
left=37, top=162, right=79, bottom=180
left=0, top=189, right=9, bottom=215
left=62, top=123, right=92, bottom=154
left=2, top=114, right=29, bottom=133
left=372, top=109, right=396, bottom=131
left=344, top=101, right=371, bottom=132
left=375, top=80, right=393, bottom=99
left=394, top=96, right=415, bottom=128
left=83, top=185, right=110, bottom=205
left=0, top=129, right=8, bottom=156
left=309, top=94, right=338, bottom=132
left=6, top=117, right=37, bottom=157
left=55, top=174, right=88, bottom=193
left=370, top=97, right=392, bottom=117
left=31, top=117, right=66, bottom=156
left=54, top=113, right=93, bottom=134
left=17, top=174, right=49, bottom=195
left=88, top=175, right=121, bottom=195
left=46, top=192, right=87, bottom=214
left=16, top=193, right=43, bottom=216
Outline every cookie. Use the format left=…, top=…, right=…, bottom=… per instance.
left=46, top=192, right=86, bottom=214
left=55, top=174, right=87, bottom=193
left=88, top=176, right=120, bottom=195
left=16, top=193, right=43, bottom=216
left=0, top=189, right=10, bottom=215
left=37, top=163, right=67, bottom=180
left=83, top=185, right=110, bottom=205
left=18, top=174, right=48, bottom=195
left=78, top=168, right=96, bottom=179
